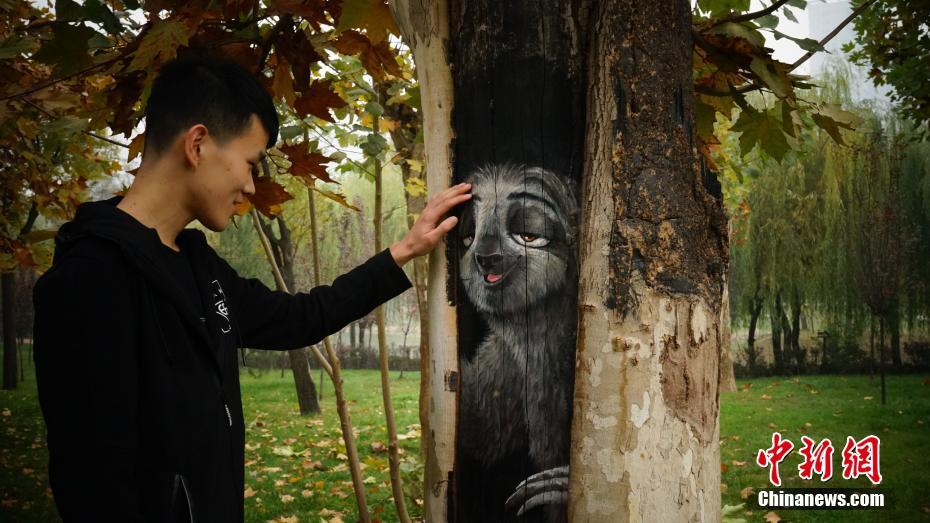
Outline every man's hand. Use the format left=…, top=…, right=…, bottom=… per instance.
left=390, top=182, right=472, bottom=266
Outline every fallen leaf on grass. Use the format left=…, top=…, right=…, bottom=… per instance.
left=740, top=486, right=755, bottom=499
left=763, top=511, right=781, bottom=523
left=280, top=494, right=294, bottom=503
left=244, top=486, right=256, bottom=498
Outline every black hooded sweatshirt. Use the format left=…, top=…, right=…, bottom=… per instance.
left=32, top=197, right=412, bottom=522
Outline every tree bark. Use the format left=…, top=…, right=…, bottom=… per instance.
left=258, top=214, right=321, bottom=415
left=390, top=1, right=458, bottom=520
left=2, top=271, right=16, bottom=390
left=568, top=0, right=726, bottom=519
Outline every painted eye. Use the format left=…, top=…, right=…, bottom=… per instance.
left=463, top=235, right=473, bottom=247
left=512, top=233, right=550, bottom=248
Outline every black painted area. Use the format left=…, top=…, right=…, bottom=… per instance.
left=446, top=1, right=586, bottom=521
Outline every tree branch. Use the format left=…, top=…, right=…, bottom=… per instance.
left=788, top=0, right=878, bottom=72
left=709, top=0, right=791, bottom=28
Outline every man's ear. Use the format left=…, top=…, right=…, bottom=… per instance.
left=182, top=124, right=210, bottom=169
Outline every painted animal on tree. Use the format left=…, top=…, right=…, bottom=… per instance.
left=456, top=163, right=579, bottom=521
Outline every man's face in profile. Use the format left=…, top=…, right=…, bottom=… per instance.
left=187, top=115, right=268, bottom=232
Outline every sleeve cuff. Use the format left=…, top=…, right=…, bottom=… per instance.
left=368, top=248, right=413, bottom=299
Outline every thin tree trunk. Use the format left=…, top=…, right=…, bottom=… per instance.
left=747, top=296, right=763, bottom=375
left=256, top=215, right=320, bottom=415
left=374, top=143, right=411, bottom=522
left=771, top=296, right=784, bottom=375
left=569, top=0, right=725, bottom=519
left=869, top=316, right=875, bottom=381
left=879, top=315, right=886, bottom=405
left=890, top=304, right=901, bottom=368
left=2, top=271, right=16, bottom=390
left=307, top=189, right=371, bottom=522
left=390, top=2, right=458, bottom=519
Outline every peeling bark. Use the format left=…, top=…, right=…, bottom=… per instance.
left=568, top=0, right=726, bottom=520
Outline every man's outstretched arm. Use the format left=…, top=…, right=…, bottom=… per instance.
left=229, top=183, right=472, bottom=350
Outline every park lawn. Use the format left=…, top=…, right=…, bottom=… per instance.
left=2, top=354, right=928, bottom=522
left=720, top=374, right=930, bottom=522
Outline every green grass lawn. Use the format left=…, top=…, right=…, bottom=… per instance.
left=2, top=353, right=928, bottom=522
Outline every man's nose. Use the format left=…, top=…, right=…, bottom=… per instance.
left=244, top=175, right=255, bottom=195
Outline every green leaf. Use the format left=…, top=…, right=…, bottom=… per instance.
left=128, top=20, right=189, bottom=72
left=749, top=56, right=793, bottom=99
left=32, top=23, right=98, bottom=76
left=364, top=101, right=383, bottom=118
left=56, top=0, right=123, bottom=34
left=279, top=125, right=303, bottom=141
left=697, top=0, right=751, bottom=17
left=360, top=132, right=387, bottom=156
left=0, top=35, right=38, bottom=60
left=782, top=7, right=798, bottom=23
left=731, top=107, right=790, bottom=161
left=710, top=22, right=767, bottom=49
left=811, top=103, right=864, bottom=145
left=772, top=30, right=824, bottom=52
left=755, top=14, right=779, bottom=29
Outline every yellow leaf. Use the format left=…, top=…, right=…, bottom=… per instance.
left=128, top=20, right=189, bottom=72
left=379, top=118, right=399, bottom=132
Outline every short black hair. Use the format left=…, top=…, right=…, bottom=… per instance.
left=143, top=55, right=279, bottom=157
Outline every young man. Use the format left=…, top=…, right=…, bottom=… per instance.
left=32, top=56, right=471, bottom=522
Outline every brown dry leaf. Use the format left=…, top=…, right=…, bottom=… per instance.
left=760, top=394, right=772, bottom=400
left=128, top=133, right=145, bottom=162
left=370, top=441, right=386, bottom=453
left=740, top=486, right=755, bottom=499
left=248, top=177, right=293, bottom=218
left=280, top=143, right=337, bottom=184
left=294, top=79, right=347, bottom=123
left=244, top=486, right=255, bottom=498
left=763, top=511, right=781, bottom=523
left=279, top=494, right=294, bottom=503
left=731, top=460, right=747, bottom=467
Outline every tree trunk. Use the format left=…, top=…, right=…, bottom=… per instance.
left=720, top=278, right=736, bottom=392
left=2, top=271, right=17, bottom=390
left=879, top=316, right=886, bottom=405
left=308, top=188, right=371, bottom=522
left=390, top=1, right=459, bottom=520
left=771, top=296, right=784, bottom=375
left=395, top=0, right=726, bottom=520
left=890, top=303, right=901, bottom=368
left=747, top=296, right=763, bottom=375
left=373, top=134, right=411, bottom=521
left=569, top=0, right=726, bottom=519
left=789, top=294, right=804, bottom=374
left=258, top=215, right=321, bottom=415
left=386, top=101, right=432, bottom=459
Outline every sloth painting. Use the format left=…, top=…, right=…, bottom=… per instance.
left=455, top=163, right=579, bottom=522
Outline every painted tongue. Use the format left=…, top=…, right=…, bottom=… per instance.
left=485, top=273, right=502, bottom=283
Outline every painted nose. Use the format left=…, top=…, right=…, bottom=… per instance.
left=475, top=252, right=503, bottom=273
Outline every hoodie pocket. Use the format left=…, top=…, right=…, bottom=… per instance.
left=170, top=473, right=196, bottom=523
